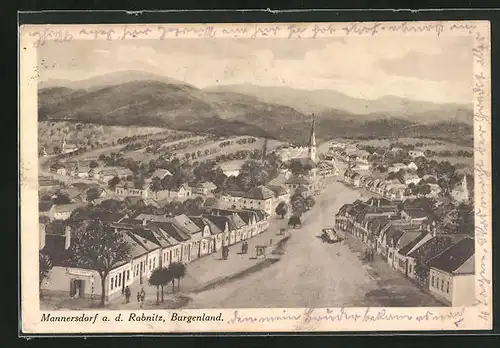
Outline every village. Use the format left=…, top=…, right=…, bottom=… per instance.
left=38, top=114, right=475, bottom=309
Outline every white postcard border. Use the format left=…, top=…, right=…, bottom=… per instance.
left=19, top=21, right=492, bottom=333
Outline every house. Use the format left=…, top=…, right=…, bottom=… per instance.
left=114, top=167, right=134, bottom=179
left=73, top=165, right=91, bottom=179
left=235, top=210, right=259, bottom=239
left=428, top=184, right=442, bottom=197
left=353, top=163, right=370, bottom=171
left=428, top=237, right=475, bottom=306
left=40, top=226, right=142, bottom=301
left=402, top=173, right=421, bottom=185
left=406, top=234, right=469, bottom=283
left=50, top=163, right=67, bottom=176
left=203, top=215, right=229, bottom=251
left=241, top=185, right=276, bottom=215
left=153, top=221, right=192, bottom=263
left=166, top=184, right=192, bottom=199
left=98, top=168, right=119, bottom=183
left=250, top=209, right=270, bottom=233
left=52, top=203, right=82, bottom=220
left=147, top=222, right=183, bottom=266
left=189, top=216, right=217, bottom=257
left=115, top=182, right=153, bottom=199
left=266, top=184, right=290, bottom=205
left=219, top=161, right=243, bottom=177
left=388, top=163, right=407, bottom=173
left=395, top=232, right=434, bottom=277
left=422, top=174, right=438, bottom=183
left=400, top=208, right=430, bottom=223
left=192, top=181, right=217, bottom=196
left=227, top=213, right=248, bottom=245
left=391, top=147, right=404, bottom=153
left=407, top=162, right=418, bottom=171
left=387, top=228, right=426, bottom=270
left=285, top=175, right=314, bottom=193
left=150, top=169, right=172, bottom=181
left=169, top=214, right=204, bottom=261
left=39, top=177, right=63, bottom=190
left=409, top=150, right=425, bottom=158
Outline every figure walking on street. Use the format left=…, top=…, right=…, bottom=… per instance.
left=124, top=286, right=131, bottom=304
left=136, top=291, right=140, bottom=303
left=140, top=287, right=146, bottom=307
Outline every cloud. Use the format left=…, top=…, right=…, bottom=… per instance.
left=37, top=36, right=472, bottom=104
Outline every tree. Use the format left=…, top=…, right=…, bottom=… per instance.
left=150, top=177, right=163, bottom=200
left=89, top=161, right=99, bottom=169
left=288, top=215, right=302, bottom=228
left=160, top=267, right=174, bottom=301
left=290, top=191, right=307, bottom=216
left=289, top=159, right=312, bottom=176
left=86, top=187, right=101, bottom=203
left=134, top=176, right=146, bottom=189
left=169, top=262, right=186, bottom=293
left=39, top=250, right=53, bottom=287
left=70, top=220, right=131, bottom=307
left=108, top=176, right=120, bottom=189
left=148, top=267, right=163, bottom=305
left=275, top=201, right=288, bottom=219
left=53, top=146, right=61, bottom=154
left=305, top=196, right=316, bottom=209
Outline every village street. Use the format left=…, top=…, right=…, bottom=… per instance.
left=184, top=178, right=443, bottom=309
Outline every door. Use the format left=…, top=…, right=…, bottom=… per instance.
left=121, top=271, right=126, bottom=294
left=70, top=279, right=85, bottom=298
left=139, top=261, right=143, bottom=284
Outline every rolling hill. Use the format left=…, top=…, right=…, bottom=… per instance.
left=38, top=72, right=474, bottom=145
left=206, top=84, right=474, bottom=125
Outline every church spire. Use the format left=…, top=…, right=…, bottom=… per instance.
left=308, top=113, right=317, bottom=162
left=462, top=174, right=469, bottom=201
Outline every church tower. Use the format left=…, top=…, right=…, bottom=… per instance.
left=462, top=174, right=469, bottom=202
left=61, top=135, right=67, bottom=153
left=308, top=113, right=317, bottom=162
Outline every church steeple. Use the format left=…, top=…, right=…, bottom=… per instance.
left=462, top=174, right=469, bottom=202
left=61, top=134, right=67, bottom=153
left=308, top=113, right=317, bottom=162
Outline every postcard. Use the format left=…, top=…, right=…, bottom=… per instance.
left=19, top=20, right=492, bottom=334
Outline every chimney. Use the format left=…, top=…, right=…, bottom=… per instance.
left=39, top=223, right=46, bottom=250
left=64, top=226, right=71, bottom=250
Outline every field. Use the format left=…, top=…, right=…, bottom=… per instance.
left=38, top=121, right=169, bottom=155
left=115, top=134, right=284, bottom=164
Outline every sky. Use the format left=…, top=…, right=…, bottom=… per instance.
left=37, top=36, right=473, bottom=104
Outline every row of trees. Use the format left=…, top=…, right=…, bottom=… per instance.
left=148, top=263, right=187, bottom=304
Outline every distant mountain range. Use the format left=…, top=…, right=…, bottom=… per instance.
left=38, top=71, right=474, bottom=145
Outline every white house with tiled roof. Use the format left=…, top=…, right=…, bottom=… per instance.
left=428, top=237, right=475, bottom=306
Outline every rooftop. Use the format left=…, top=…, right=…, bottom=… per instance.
left=428, top=237, right=475, bottom=274
left=245, top=185, right=275, bottom=200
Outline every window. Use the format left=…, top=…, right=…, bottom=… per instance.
left=110, top=277, right=114, bottom=290
left=431, top=276, right=435, bottom=287
left=446, top=281, right=450, bottom=293
left=118, top=273, right=121, bottom=287
left=153, top=258, right=156, bottom=269
left=441, top=280, right=444, bottom=291
left=127, top=270, right=130, bottom=281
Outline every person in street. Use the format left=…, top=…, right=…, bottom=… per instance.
left=137, top=291, right=140, bottom=303
left=124, top=286, right=131, bottom=304
left=140, top=287, right=146, bottom=307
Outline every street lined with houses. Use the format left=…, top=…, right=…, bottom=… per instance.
left=38, top=113, right=475, bottom=310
